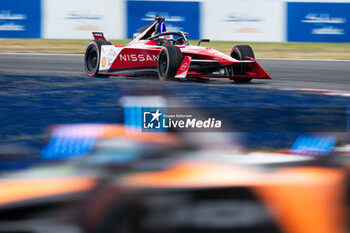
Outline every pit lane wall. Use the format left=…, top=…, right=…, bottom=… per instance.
left=1, top=0, right=350, bottom=42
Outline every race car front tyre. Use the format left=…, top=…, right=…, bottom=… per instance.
left=84, top=40, right=109, bottom=78
left=230, top=45, right=254, bottom=83
left=158, top=46, right=183, bottom=81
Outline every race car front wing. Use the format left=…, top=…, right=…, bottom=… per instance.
left=175, top=56, right=271, bottom=80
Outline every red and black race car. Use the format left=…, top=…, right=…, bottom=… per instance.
left=84, top=16, right=271, bottom=83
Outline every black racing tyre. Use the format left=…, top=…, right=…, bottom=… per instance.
left=157, top=46, right=183, bottom=81
left=230, top=45, right=255, bottom=83
left=84, top=40, right=110, bottom=78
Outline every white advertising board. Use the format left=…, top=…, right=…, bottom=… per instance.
left=202, top=0, right=285, bottom=42
left=42, top=0, right=125, bottom=39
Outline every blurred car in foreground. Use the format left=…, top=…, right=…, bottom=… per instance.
left=0, top=124, right=348, bottom=233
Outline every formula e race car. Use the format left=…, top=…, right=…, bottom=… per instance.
left=84, top=16, right=271, bottom=83
left=0, top=123, right=349, bottom=233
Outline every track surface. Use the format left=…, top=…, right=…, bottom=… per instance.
left=0, top=53, right=349, bottom=155
left=1, top=53, right=350, bottom=91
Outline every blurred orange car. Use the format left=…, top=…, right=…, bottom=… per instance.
left=0, top=124, right=348, bottom=233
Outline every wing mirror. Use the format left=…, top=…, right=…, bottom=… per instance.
left=198, top=39, right=210, bottom=46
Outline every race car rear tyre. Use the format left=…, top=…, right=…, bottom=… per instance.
left=230, top=45, right=254, bottom=83
left=158, top=46, right=183, bottom=81
left=84, top=40, right=109, bottom=78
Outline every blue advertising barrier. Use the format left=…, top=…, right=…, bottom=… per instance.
left=0, top=0, right=41, bottom=38
left=127, top=0, right=200, bottom=39
left=287, top=2, right=350, bottom=42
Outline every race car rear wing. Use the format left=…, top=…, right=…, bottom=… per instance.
left=92, top=32, right=108, bottom=41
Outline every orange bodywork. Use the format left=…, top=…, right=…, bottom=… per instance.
left=50, top=124, right=181, bottom=145
left=101, top=124, right=181, bottom=145
left=121, top=162, right=348, bottom=233
left=0, top=176, right=96, bottom=205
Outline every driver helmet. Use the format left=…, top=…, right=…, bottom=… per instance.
left=155, top=22, right=166, bottom=34
left=154, top=15, right=166, bottom=34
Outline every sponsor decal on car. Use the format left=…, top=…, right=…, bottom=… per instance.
left=175, top=56, right=191, bottom=79
left=99, top=45, right=123, bottom=70
left=119, top=54, right=159, bottom=62
left=101, top=57, right=106, bottom=67
left=180, top=62, right=188, bottom=71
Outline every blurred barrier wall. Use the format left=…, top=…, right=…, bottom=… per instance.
left=0, top=0, right=41, bottom=38
left=287, top=1, right=350, bottom=42
left=202, top=0, right=285, bottom=42
left=126, top=0, right=200, bottom=39
left=42, top=0, right=125, bottom=39
left=2, top=0, right=350, bottom=42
